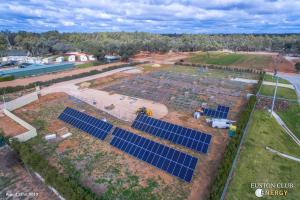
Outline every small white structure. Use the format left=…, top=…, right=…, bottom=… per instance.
left=55, top=56, right=64, bottom=63
left=42, top=57, right=53, bottom=64
left=1, top=57, right=8, bottom=62
left=68, top=55, right=76, bottom=62
left=61, top=132, right=72, bottom=139
left=79, top=55, right=88, bottom=62
left=45, top=134, right=57, bottom=140
left=88, top=55, right=96, bottom=61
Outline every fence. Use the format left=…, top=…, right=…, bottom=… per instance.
left=3, top=109, right=37, bottom=142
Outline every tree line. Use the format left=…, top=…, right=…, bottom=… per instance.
left=0, top=31, right=300, bottom=60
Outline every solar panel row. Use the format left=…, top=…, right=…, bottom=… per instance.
left=58, top=107, right=113, bottom=140
left=217, top=105, right=230, bottom=113
left=132, top=114, right=211, bottom=154
left=203, top=108, right=228, bottom=119
left=110, top=127, right=198, bottom=182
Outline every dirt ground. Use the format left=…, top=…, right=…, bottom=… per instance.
left=0, top=61, right=125, bottom=88
left=265, top=55, right=296, bottom=73
left=131, top=51, right=190, bottom=64
left=0, top=146, right=59, bottom=200
left=0, top=115, right=27, bottom=137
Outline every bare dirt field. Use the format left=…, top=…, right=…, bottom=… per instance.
left=0, top=62, right=125, bottom=88
left=0, top=115, right=27, bottom=137
left=0, top=146, right=59, bottom=200
left=131, top=51, right=190, bottom=64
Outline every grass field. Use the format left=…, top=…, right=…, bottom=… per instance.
left=259, top=85, right=298, bottom=100
left=186, top=52, right=272, bottom=69
left=264, top=74, right=291, bottom=84
left=277, top=103, right=300, bottom=140
left=226, top=110, right=300, bottom=200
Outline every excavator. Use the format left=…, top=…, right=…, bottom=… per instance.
left=136, top=107, right=153, bottom=116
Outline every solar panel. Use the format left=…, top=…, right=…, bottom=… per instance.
left=110, top=127, right=198, bottom=182
left=132, top=114, right=211, bottom=154
left=58, top=107, right=113, bottom=140
left=203, top=105, right=230, bottom=119
left=217, top=105, right=230, bottom=113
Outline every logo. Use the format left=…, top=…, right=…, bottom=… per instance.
left=251, top=182, right=293, bottom=198
left=255, top=189, right=264, bottom=197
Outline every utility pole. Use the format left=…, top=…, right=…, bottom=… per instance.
left=270, top=53, right=280, bottom=117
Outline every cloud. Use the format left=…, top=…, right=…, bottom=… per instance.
left=0, top=0, right=299, bottom=33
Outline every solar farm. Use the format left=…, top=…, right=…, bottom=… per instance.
left=8, top=64, right=258, bottom=199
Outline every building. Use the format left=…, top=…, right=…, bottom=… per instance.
left=105, top=55, right=120, bottom=62
left=68, top=55, right=76, bottom=62
left=79, top=55, right=88, bottom=62
left=55, top=56, right=64, bottom=63
left=0, top=63, right=75, bottom=78
left=65, top=52, right=95, bottom=62
left=42, top=57, right=54, bottom=64
left=88, top=55, right=96, bottom=61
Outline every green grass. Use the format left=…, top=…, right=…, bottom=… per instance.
left=259, top=85, right=298, bottom=100
left=264, top=74, right=290, bottom=84
left=76, top=61, right=104, bottom=68
left=277, top=103, right=300, bottom=140
left=227, top=110, right=300, bottom=200
left=186, top=52, right=272, bottom=69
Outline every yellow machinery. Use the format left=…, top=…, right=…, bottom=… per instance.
left=136, top=107, right=153, bottom=116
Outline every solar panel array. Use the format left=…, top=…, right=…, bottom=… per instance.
left=110, top=127, right=198, bottom=182
left=217, top=105, right=230, bottom=113
left=203, top=105, right=230, bottom=119
left=132, top=114, right=211, bottom=154
left=58, top=107, right=113, bottom=140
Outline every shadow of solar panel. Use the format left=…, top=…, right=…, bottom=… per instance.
left=131, top=114, right=212, bottom=154
left=110, top=127, right=198, bottom=182
left=58, top=107, right=113, bottom=140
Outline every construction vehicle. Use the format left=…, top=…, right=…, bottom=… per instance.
left=136, top=107, right=153, bottom=116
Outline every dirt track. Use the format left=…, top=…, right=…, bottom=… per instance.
left=0, top=62, right=125, bottom=88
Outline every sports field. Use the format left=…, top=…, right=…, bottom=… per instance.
left=187, top=52, right=272, bottom=69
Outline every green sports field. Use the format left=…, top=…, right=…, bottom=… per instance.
left=186, top=52, right=272, bottom=69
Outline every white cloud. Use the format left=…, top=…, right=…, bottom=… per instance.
left=0, top=0, right=299, bottom=33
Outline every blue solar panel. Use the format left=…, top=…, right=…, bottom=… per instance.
left=203, top=105, right=230, bottom=119
left=110, top=127, right=198, bottom=182
left=132, top=114, right=211, bottom=154
left=58, top=107, right=113, bottom=140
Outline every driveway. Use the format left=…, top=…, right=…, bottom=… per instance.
left=278, top=73, right=300, bottom=102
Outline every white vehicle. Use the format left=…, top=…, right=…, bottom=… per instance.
left=210, top=118, right=235, bottom=129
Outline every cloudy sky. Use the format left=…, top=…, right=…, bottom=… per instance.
left=0, top=0, right=300, bottom=33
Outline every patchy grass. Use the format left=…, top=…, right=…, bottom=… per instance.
left=187, top=52, right=272, bottom=69
left=264, top=74, right=291, bottom=84
left=227, top=110, right=300, bottom=200
left=77, top=61, right=104, bottom=68
left=277, top=103, right=300, bottom=140
left=259, top=85, right=298, bottom=100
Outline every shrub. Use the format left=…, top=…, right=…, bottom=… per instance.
left=5, top=138, right=98, bottom=200
left=0, top=75, right=14, bottom=82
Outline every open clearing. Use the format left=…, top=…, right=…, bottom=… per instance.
left=185, top=51, right=296, bottom=72
left=3, top=64, right=258, bottom=199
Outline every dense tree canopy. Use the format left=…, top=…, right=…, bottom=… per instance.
left=1, top=31, right=300, bottom=60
